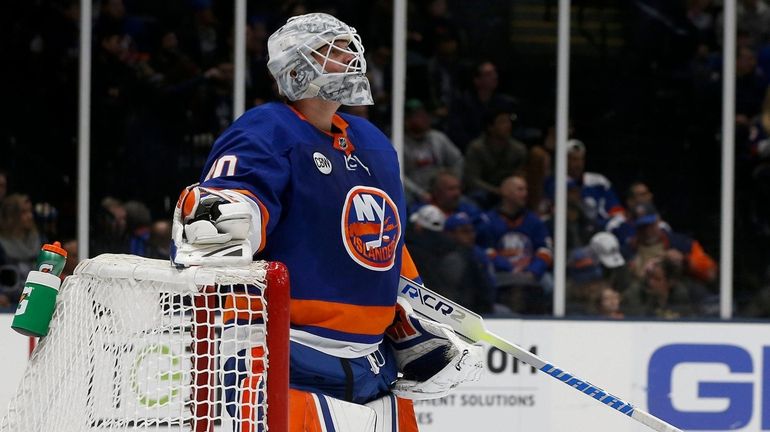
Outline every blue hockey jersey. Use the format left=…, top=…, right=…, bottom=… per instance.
left=200, top=102, right=411, bottom=357
left=477, top=209, right=553, bottom=279
left=545, top=172, right=625, bottom=229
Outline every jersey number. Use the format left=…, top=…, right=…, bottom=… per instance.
left=205, top=155, right=238, bottom=180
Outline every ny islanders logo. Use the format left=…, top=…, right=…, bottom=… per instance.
left=341, top=186, right=401, bottom=271
left=498, top=232, right=534, bottom=272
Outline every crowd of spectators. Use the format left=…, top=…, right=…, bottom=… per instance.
left=1, top=0, right=769, bottom=317
left=0, top=169, right=172, bottom=308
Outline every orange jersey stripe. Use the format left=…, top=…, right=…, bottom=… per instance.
left=400, top=246, right=420, bottom=280
left=291, top=299, right=395, bottom=336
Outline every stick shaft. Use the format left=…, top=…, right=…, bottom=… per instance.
left=397, top=277, right=682, bottom=432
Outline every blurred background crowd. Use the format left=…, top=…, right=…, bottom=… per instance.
left=1, top=0, right=769, bottom=318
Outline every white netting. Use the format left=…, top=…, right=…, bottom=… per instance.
left=1, top=254, right=282, bottom=432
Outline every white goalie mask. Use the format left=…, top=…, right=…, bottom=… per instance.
left=267, top=13, right=373, bottom=106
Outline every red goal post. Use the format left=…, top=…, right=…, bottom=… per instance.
left=0, top=254, right=289, bottom=432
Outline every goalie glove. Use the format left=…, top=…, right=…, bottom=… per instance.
left=386, top=297, right=484, bottom=400
left=171, top=185, right=254, bottom=267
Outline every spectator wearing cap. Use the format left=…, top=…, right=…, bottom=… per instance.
left=623, top=202, right=717, bottom=285
left=402, top=99, right=464, bottom=205
left=565, top=246, right=610, bottom=315
left=409, top=204, right=447, bottom=233
left=405, top=206, right=492, bottom=313
left=443, top=212, right=475, bottom=245
left=463, top=107, right=528, bottom=208
left=589, top=231, right=633, bottom=292
left=406, top=205, right=452, bottom=295
left=544, top=139, right=625, bottom=230
left=566, top=233, right=632, bottom=314
left=477, top=176, right=553, bottom=286
left=590, top=231, right=625, bottom=269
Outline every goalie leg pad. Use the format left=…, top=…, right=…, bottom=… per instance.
left=365, top=394, right=419, bottom=432
left=284, top=390, right=418, bottom=432
left=289, top=389, right=377, bottom=432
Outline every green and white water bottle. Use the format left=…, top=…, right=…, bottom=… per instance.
left=11, top=241, right=68, bottom=337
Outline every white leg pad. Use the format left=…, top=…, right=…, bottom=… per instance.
left=312, top=394, right=377, bottom=431
left=365, top=394, right=402, bottom=432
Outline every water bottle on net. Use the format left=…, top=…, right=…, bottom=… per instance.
left=11, top=241, right=68, bottom=337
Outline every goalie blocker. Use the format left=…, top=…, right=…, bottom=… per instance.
left=386, top=297, right=484, bottom=400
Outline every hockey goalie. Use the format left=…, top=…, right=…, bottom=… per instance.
left=171, top=12, right=483, bottom=432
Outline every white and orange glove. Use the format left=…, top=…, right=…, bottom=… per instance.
left=171, top=184, right=255, bottom=266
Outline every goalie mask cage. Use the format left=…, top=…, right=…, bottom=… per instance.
left=0, top=254, right=289, bottom=432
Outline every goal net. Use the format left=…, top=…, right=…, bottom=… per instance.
left=0, top=254, right=289, bottom=432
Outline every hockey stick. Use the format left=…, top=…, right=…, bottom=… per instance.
left=397, top=277, right=682, bottom=432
